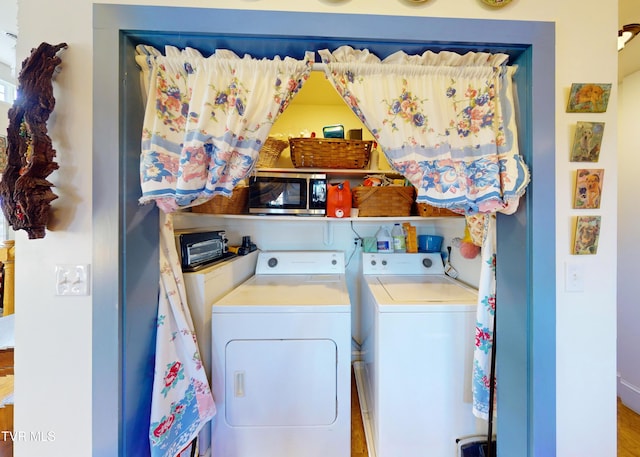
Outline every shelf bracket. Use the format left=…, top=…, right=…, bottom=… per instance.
left=323, top=220, right=334, bottom=246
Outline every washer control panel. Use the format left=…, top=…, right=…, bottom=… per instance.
left=362, top=252, right=444, bottom=275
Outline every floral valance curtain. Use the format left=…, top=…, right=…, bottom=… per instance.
left=136, top=45, right=314, bottom=213
left=320, top=46, right=530, bottom=421
left=318, top=46, right=529, bottom=216
left=135, top=45, right=313, bottom=456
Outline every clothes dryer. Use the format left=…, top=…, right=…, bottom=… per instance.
left=211, top=250, right=351, bottom=457
left=358, top=252, right=484, bottom=457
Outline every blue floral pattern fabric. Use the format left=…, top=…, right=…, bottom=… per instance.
left=137, top=46, right=313, bottom=455
left=320, top=47, right=527, bottom=421
left=150, top=213, right=217, bottom=457
left=470, top=214, right=497, bottom=420
left=318, top=46, right=529, bottom=215
left=136, top=45, right=313, bottom=213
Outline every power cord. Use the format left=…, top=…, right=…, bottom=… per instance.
left=346, top=221, right=364, bottom=268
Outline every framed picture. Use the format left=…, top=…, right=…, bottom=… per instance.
left=0, top=135, right=7, bottom=173
left=566, top=83, right=612, bottom=113
left=573, top=215, right=601, bottom=255
left=573, top=169, right=604, bottom=209
left=570, top=121, right=605, bottom=162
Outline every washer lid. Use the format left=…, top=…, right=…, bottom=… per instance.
left=367, top=275, right=478, bottom=311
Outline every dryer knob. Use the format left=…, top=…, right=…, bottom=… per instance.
left=422, top=258, right=433, bottom=268
left=332, top=259, right=337, bottom=265
left=268, top=257, right=278, bottom=268
left=371, top=260, right=377, bottom=266
left=381, top=260, right=387, bottom=266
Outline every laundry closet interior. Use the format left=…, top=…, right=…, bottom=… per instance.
left=92, top=6, right=556, bottom=457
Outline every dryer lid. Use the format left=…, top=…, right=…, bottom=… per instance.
left=213, top=274, right=350, bottom=312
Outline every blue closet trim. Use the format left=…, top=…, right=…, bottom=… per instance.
left=93, top=5, right=555, bottom=456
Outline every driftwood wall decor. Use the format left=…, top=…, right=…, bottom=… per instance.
left=0, top=42, right=67, bottom=239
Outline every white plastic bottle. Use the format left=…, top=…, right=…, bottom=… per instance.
left=376, top=226, right=393, bottom=253
left=392, top=223, right=406, bottom=253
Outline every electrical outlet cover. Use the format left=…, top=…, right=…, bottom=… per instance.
left=55, top=264, right=91, bottom=296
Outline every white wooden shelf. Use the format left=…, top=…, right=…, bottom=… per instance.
left=175, top=212, right=462, bottom=222
left=257, top=167, right=403, bottom=177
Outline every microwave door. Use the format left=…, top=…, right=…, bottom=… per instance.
left=309, top=179, right=327, bottom=210
left=285, top=182, right=304, bottom=209
left=263, top=182, right=287, bottom=204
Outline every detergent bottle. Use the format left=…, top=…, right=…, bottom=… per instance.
left=376, top=226, right=393, bottom=253
left=327, top=181, right=352, bottom=218
left=391, top=223, right=406, bottom=253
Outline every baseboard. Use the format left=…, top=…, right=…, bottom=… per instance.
left=618, top=377, right=640, bottom=414
left=353, top=361, right=376, bottom=457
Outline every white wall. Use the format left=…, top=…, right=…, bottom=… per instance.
left=11, top=1, right=618, bottom=456
left=0, top=100, right=8, bottom=134
left=618, top=71, right=640, bottom=413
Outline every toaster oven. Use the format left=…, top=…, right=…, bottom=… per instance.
left=174, top=229, right=230, bottom=271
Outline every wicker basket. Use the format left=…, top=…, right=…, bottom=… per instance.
left=289, top=138, right=372, bottom=169
left=415, top=203, right=463, bottom=217
left=190, top=187, right=249, bottom=215
left=256, top=137, right=289, bottom=168
left=352, top=185, right=415, bottom=217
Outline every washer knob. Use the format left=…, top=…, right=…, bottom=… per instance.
left=332, top=259, right=337, bottom=265
left=267, top=257, right=278, bottom=268
left=422, top=258, right=433, bottom=268
left=381, top=260, right=387, bottom=266
left=371, top=260, right=377, bottom=266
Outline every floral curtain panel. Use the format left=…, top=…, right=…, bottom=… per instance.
left=320, top=46, right=530, bottom=421
left=136, top=45, right=314, bottom=213
left=318, top=45, right=529, bottom=215
left=149, top=212, right=217, bottom=457
left=136, top=46, right=313, bottom=455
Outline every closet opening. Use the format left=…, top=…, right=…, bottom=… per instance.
left=92, top=6, right=555, bottom=456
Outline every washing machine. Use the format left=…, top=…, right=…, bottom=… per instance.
left=211, top=250, right=351, bottom=457
left=358, top=252, right=484, bottom=457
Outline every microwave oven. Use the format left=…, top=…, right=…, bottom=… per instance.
left=248, top=171, right=327, bottom=216
left=174, top=229, right=230, bottom=271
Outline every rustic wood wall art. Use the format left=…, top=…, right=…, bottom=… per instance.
left=0, top=42, right=67, bottom=239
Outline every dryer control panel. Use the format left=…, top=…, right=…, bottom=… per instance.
left=255, top=250, right=345, bottom=275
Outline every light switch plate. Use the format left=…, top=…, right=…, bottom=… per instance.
left=565, top=261, right=584, bottom=293
left=55, top=264, right=90, bottom=296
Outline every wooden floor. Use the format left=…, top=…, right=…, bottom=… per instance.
left=352, top=386, right=640, bottom=457
left=351, top=368, right=368, bottom=457
left=0, top=381, right=637, bottom=457
left=618, top=397, right=640, bottom=457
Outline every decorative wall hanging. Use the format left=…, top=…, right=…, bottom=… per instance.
left=573, top=168, right=604, bottom=209
left=570, top=121, right=604, bottom=162
left=481, top=0, right=513, bottom=6
left=566, top=83, right=611, bottom=113
left=573, top=215, right=601, bottom=255
left=0, top=42, right=67, bottom=239
left=0, top=136, right=7, bottom=174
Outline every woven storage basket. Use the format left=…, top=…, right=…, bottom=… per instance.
left=352, top=185, right=415, bottom=217
left=190, top=187, right=249, bottom=215
left=415, top=203, right=463, bottom=217
left=289, top=138, right=372, bottom=169
left=255, top=137, right=289, bottom=168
